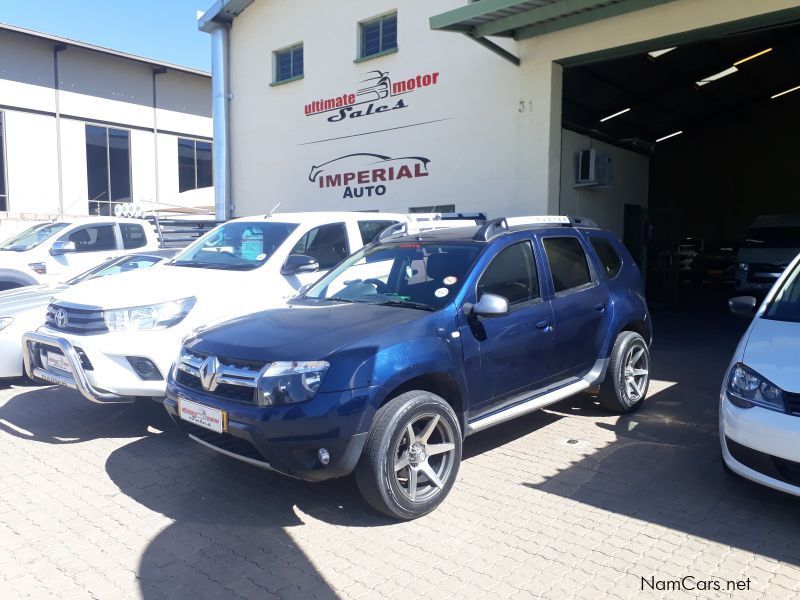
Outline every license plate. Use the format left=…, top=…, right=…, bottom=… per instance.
left=178, top=398, right=227, bottom=433
left=46, top=352, right=71, bottom=373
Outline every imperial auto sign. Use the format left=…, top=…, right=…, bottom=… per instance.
left=308, top=153, right=431, bottom=199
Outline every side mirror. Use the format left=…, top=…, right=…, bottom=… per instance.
left=728, top=296, right=757, bottom=317
left=50, top=241, right=76, bottom=255
left=282, top=254, right=319, bottom=275
left=469, top=293, right=509, bottom=318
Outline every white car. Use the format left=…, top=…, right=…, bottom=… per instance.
left=735, top=213, right=800, bottom=293
left=0, top=250, right=176, bottom=379
left=0, top=217, right=160, bottom=291
left=721, top=252, right=800, bottom=496
left=22, top=212, right=479, bottom=404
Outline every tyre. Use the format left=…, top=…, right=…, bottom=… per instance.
left=355, top=390, right=462, bottom=520
left=598, top=331, right=650, bottom=413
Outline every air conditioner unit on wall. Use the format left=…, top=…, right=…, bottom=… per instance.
left=574, top=148, right=612, bottom=188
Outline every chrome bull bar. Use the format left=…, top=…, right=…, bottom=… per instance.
left=21, top=331, right=133, bottom=404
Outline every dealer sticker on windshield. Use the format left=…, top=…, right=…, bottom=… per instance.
left=178, top=398, right=227, bottom=433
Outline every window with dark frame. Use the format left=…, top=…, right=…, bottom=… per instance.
left=178, top=138, right=213, bottom=193
left=85, top=124, right=131, bottom=216
left=274, top=44, right=304, bottom=83
left=589, top=237, right=623, bottom=279
left=360, top=13, right=397, bottom=59
left=543, top=237, right=593, bottom=293
left=0, top=111, right=6, bottom=211
left=478, top=241, right=540, bottom=306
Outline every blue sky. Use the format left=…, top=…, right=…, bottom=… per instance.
left=1, top=0, right=211, bottom=71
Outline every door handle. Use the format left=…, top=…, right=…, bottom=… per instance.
left=594, top=303, right=606, bottom=312
left=535, top=320, right=551, bottom=330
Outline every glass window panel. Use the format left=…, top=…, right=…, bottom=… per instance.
left=478, top=242, right=539, bottom=305
left=120, top=223, right=147, bottom=250
left=361, top=20, right=382, bottom=57
left=108, top=128, right=130, bottom=203
left=276, top=50, right=293, bottom=82
left=381, top=15, right=397, bottom=52
left=196, top=141, right=213, bottom=189
left=68, top=225, right=117, bottom=252
left=292, top=223, right=349, bottom=269
left=543, top=237, right=593, bottom=293
left=178, top=138, right=196, bottom=192
left=85, top=125, right=109, bottom=212
left=292, top=45, right=304, bottom=78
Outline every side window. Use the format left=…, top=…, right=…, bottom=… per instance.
left=589, top=237, right=623, bottom=279
left=543, top=237, right=593, bottom=293
left=292, top=223, right=349, bottom=269
left=478, top=241, right=539, bottom=306
left=65, top=225, right=117, bottom=253
left=120, top=224, right=147, bottom=250
left=358, top=220, right=399, bottom=246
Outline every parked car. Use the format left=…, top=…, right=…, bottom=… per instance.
left=0, top=217, right=161, bottom=291
left=735, top=214, right=800, bottom=293
left=677, top=237, right=704, bottom=280
left=22, top=212, right=479, bottom=404
left=164, top=215, right=652, bottom=519
left=0, top=250, right=176, bottom=379
left=722, top=254, right=800, bottom=497
left=689, top=239, right=738, bottom=285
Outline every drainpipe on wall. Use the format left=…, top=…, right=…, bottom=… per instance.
left=152, top=67, right=167, bottom=209
left=53, top=43, right=67, bottom=216
left=210, top=24, right=231, bottom=221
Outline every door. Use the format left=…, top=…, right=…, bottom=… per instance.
left=541, top=235, right=612, bottom=377
left=286, top=222, right=351, bottom=291
left=460, top=240, right=555, bottom=418
left=52, top=223, right=120, bottom=277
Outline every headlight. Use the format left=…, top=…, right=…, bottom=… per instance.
left=0, top=316, right=13, bottom=332
left=738, top=263, right=750, bottom=272
left=103, top=297, right=196, bottom=331
left=257, top=361, right=329, bottom=406
left=726, top=363, right=784, bottom=411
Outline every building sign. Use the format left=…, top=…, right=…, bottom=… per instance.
left=309, top=153, right=430, bottom=198
left=304, top=70, right=440, bottom=123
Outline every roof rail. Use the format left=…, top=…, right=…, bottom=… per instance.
left=472, top=215, right=598, bottom=241
left=375, top=213, right=486, bottom=243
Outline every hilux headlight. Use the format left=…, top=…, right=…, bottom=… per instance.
left=257, top=361, right=329, bottom=406
left=738, top=263, right=750, bottom=272
left=726, top=363, right=784, bottom=412
left=103, top=297, right=196, bottom=331
left=0, top=316, right=13, bottom=332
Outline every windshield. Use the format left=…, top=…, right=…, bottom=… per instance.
left=170, top=221, right=298, bottom=271
left=305, top=242, right=481, bottom=311
left=66, top=254, right=166, bottom=285
left=743, top=227, right=800, bottom=249
left=764, top=260, right=800, bottom=323
left=0, top=222, right=70, bottom=252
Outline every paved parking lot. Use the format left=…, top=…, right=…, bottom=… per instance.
left=2, top=294, right=800, bottom=599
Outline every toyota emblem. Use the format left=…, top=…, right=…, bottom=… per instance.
left=54, top=309, right=68, bottom=328
left=198, top=355, right=221, bottom=392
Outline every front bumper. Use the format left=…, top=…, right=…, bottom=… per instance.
left=164, top=380, right=377, bottom=481
left=719, top=390, right=800, bottom=497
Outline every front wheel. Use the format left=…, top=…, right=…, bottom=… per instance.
left=598, top=331, right=651, bottom=413
left=355, top=390, right=462, bottom=520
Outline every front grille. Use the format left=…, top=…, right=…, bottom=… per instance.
left=174, top=348, right=265, bottom=405
left=726, top=436, right=800, bottom=487
left=747, top=263, right=785, bottom=284
left=185, top=423, right=266, bottom=463
left=784, top=392, right=800, bottom=416
left=46, top=303, right=107, bottom=334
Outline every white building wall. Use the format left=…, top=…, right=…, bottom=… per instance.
left=0, top=26, right=212, bottom=217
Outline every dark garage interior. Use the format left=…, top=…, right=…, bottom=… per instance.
left=561, top=19, right=800, bottom=302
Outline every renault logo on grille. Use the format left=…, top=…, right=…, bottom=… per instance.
left=198, top=355, right=222, bottom=392
left=54, top=309, right=68, bottom=328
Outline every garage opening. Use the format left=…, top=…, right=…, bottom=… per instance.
left=560, top=20, right=800, bottom=304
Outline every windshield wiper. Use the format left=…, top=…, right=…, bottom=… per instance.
left=370, top=299, right=435, bottom=311
left=327, top=296, right=359, bottom=304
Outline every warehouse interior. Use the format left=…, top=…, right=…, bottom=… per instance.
left=560, top=19, right=800, bottom=301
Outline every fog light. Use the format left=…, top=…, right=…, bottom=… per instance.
left=127, top=357, right=163, bottom=381
left=318, top=448, right=330, bottom=466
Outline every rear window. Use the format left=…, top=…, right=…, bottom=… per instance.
left=358, top=220, right=399, bottom=246
left=743, top=227, right=800, bottom=249
left=121, top=224, right=147, bottom=249
left=543, top=237, right=593, bottom=293
left=589, top=237, right=623, bottom=278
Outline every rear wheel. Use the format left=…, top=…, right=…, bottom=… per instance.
left=355, top=390, right=462, bottom=520
left=598, top=331, right=650, bottom=413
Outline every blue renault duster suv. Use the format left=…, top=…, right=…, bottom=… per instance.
left=164, top=216, right=652, bottom=519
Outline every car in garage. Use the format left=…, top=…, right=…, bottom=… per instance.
left=163, top=215, right=652, bottom=519
left=0, top=217, right=161, bottom=291
left=22, top=212, right=478, bottom=404
left=721, top=253, right=800, bottom=497
left=735, top=214, right=800, bottom=293
left=0, top=250, right=176, bottom=380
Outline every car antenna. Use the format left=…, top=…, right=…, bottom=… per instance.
left=265, top=202, right=281, bottom=218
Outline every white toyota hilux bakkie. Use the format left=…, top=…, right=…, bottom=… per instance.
left=22, top=211, right=477, bottom=404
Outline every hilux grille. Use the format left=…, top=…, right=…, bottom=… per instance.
left=46, top=302, right=108, bottom=334
left=175, top=348, right=266, bottom=405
